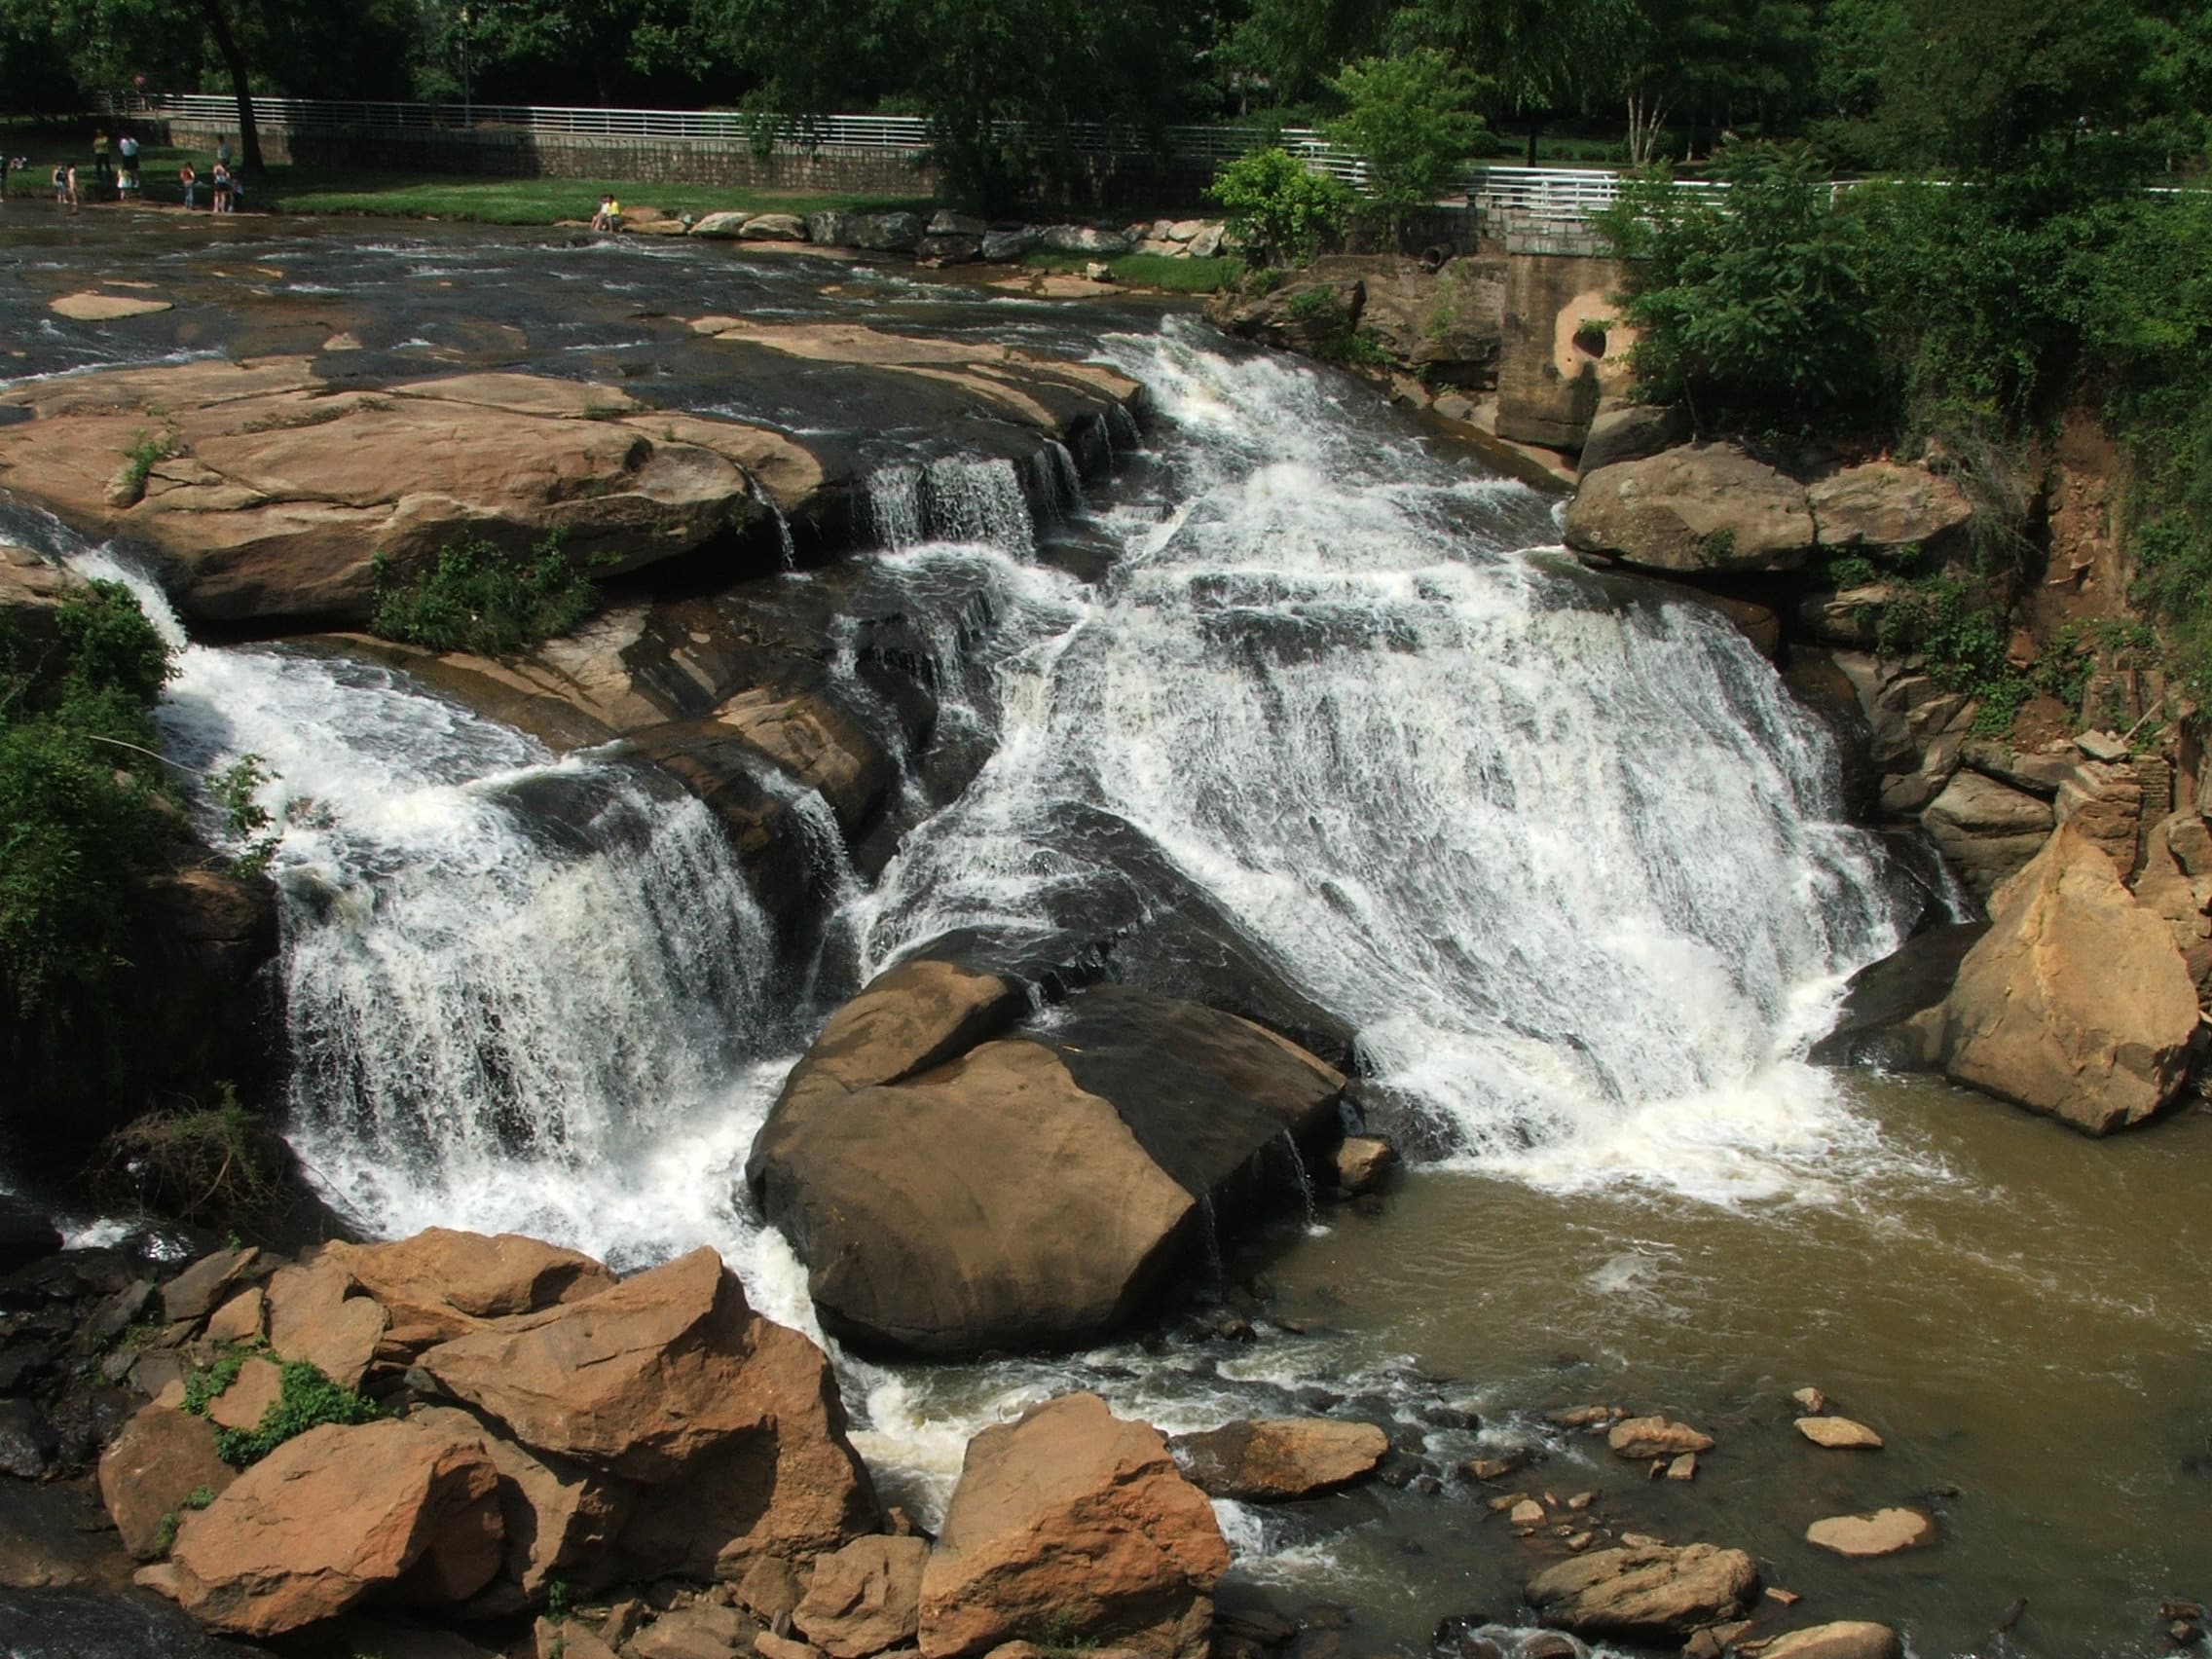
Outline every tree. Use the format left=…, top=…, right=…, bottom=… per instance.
left=1207, top=145, right=1356, bottom=264
left=1325, top=48, right=1485, bottom=240
left=1396, top=0, right=1632, bottom=163
left=1224, top=0, right=1399, bottom=109
left=1597, top=140, right=1877, bottom=430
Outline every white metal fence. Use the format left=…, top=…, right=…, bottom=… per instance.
left=108, top=91, right=1731, bottom=228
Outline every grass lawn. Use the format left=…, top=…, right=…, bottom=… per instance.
left=1022, top=250, right=1239, bottom=294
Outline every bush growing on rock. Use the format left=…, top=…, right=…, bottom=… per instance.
left=370, top=532, right=601, bottom=656
left=1208, top=147, right=1354, bottom=267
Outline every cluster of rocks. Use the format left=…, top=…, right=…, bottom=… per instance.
left=620, top=206, right=1226, bottom=266
left=6, top=1227, right=1324, bottom=1658
left=1448, top=1385, right=1926, bottom=1658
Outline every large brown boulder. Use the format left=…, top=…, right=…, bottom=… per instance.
left=416, top=1246, right=875, bottom=1575
left=410, top=1405, right=630, bottom=1598
left=1204, top=278, right=1367, bottom=357
left=749, top=975, right=1346, bottom=1357
left=324, top=1229, right=613, bottom=1354
left=917, top=1393, right=1228, bottom=1659
left=97, top=1404, right=238, bottom=1561
left=1565, top=444, right=1815, bottom=573
left=1806, top=461, right=1972, bottom=550
left=166, top=1419, right=503, bottom=1637
left=1933, top=824, right=2200, bottom=1132
left=1169, top=1419, right=1390, bottom=1501
left=1526, top=1541, right=1759, bottom=1641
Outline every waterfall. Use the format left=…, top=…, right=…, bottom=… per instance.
left=865, top=457, right=1037, bottom=555
left=47, top=534, right=799, bottom=1272
left=851, top=318, right=1920, bottom=1203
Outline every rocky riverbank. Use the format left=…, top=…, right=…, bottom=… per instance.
left=0, top=1223, right=1943, bottom=1659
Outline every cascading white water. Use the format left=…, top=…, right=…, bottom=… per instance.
left=866, top=457, right=1037, bottom=555
left=53, top=539, right=808, bottom=1283
left=849, top=318, right=1920, bottom=1202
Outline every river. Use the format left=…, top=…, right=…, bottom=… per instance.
left=2, top=213, right=2205, bottom=1657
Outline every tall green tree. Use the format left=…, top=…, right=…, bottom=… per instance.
left=1325, top=48, right=1485, bottom=236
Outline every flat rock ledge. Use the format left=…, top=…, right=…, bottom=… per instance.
left=0, top=332, right=1140, bottom=630
left=1805, top=1508, right=1937, bottom=1558
left=1526, top=1541, right=1760, bottom=1641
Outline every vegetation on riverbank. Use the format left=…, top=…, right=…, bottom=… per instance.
left=0, top=582, right=176, bottom=1063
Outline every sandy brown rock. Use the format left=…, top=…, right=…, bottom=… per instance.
left=51, top=292, right=173, bottom=320
left=417, top=1247, right=873, bottom=1576
left=1807, top=461, right=1972, bottom=549
left=793, top=1534, right=930, bottom=1657
left=1761, top=1621, right=1904, bottom=1659
left=160, top=1246, right=264, bottom=1325
left=769, top=959, right=1029, bottom=1128
left=264, top=1256, right=387, bottom=1390
left=1332, top=1137, right=1395, bottom=1196
left=625, top=1602, right=757, bottom=1659
left=166, top=1419, right=502, bottom=1636
left=1565, top=444, right=1814, bottom=573
left=0, top=358, right=777, bottom=627
left=1794, top=1416, right=1884, bottom=1450
left=327, top=1229, right=613, bottom=1353
left=205, top=1356, right=284, bottom=1432
left=1921, top=771, right=2055, bottom=899
left=1170, top=1419, right=1390, bottom=1501
left=1606, top=1416, right=1714, bottom=1459
left=97, top=1404, right=238, bottom=1560
left=204, top=1286, right=266, bottom=1345
left=1526, top=1541, right=1759, bottom=1641
left=1805, top=1508, right=1936, bottom=1558
left=918, top=1393, right=1228, bottom=1659
left=755, top=1633, right=826, bottom=1659
left=1935, top=824, right=2200, bottom=1132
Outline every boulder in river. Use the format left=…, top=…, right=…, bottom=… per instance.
left=1933, top=823, right=2200, bottom=1133
left=1605, top=1416, right=1714, bottom=1459
left=1169, top=1419, right=1391, bottom=1501
left=748, top=966, right=1346, bottom=1357
left=1794, top=1416, right=1884, bottom=1450
left=1761, top=1623, right=1904, bottom=1659
left=1525, top=1541, right=1759, bottom=1641
left=917, top=1392, right=1227, bottom=1659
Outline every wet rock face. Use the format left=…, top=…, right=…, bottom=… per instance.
left=1565, top=444, right=1816, bottom=574
left=748, top=969, right=1346, bottom=1357
left=1169, top=1418, right=1391, bottom=1501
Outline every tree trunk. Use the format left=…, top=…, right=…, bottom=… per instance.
left=196, top=0, right=262, bottom=175
left=1525, top=117, right=1542, bottom=166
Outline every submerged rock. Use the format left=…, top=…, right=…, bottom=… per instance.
left=917, top=1392, right=1227, bottom=1659
left=748, top=970, right=1346, bottom=1357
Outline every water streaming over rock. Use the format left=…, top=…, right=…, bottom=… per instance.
left=850, top=320, right=1920, bottom=1202
left=865, top=457, right=1038, bottom=555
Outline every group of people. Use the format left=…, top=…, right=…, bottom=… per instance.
left=5, top=131, right=242, bottom=212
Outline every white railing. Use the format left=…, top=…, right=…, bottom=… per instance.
left=114, top=92, right=1765, bottom=226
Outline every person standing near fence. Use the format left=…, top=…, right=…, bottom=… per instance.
left=117, top=131, right=139, bottom=198
left=178, top=161, right=198, bottom=209
left=92, top=130, right=112, bottom=197
left=211, top=161, right=232, bottom=213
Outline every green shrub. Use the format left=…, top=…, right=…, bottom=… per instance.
left=370, top=533, right=600, bottom=656
left=1207, top=146, right=1353, bottom=268
left=183, top=1354, right=383, bottom=1466
left=0, top=582, right=175, bottom=1052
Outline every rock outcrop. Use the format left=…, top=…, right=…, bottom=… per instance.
left=1565, top=444, right=1816, bottom=573
left=917, top=1393, right=1228, bottom=1659
left=1932, top=825, right=2200, bottom=1132
left=748, top=968, right=1346, bottom=1356
left=1806, top=461, right=1972, bottom=550
left=417, top=1246, right=877, bottom=1572
left=1525, top=1541, right=1759, bottom=1641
